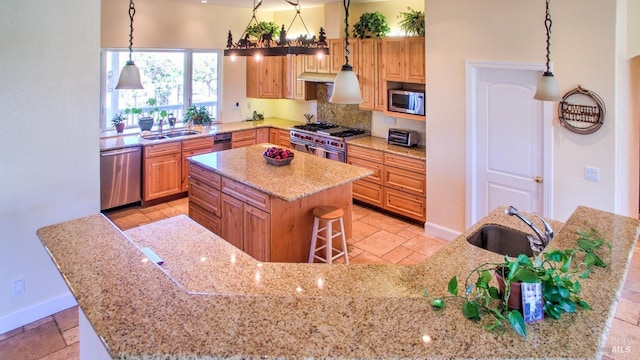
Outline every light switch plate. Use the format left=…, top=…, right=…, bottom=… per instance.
left=584, top=166, right=599, bottom=182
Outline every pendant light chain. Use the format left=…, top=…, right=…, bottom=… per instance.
left=543, top=0, right=552, bottom=74
left=343, top=0, right=351, bottom=66
left=127, top=0, right=136, bottom=62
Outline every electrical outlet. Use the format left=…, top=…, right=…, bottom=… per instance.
left=13, top=278, right=24, bottom=296
left=584, top=166, right=599, bottom=182
left=385, top=116, right=396, bottom=125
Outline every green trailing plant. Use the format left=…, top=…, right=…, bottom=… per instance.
left=245, top=21, right=281, bottom=38
left=184, top=105, right=213, bottom=125
left=426, top=229, right=611, bottom=336
left=124, top=107, right=142, bottom=120
left=352, top=12, right=390, bottom=39
left=144, top=98, right=159, bottom=119
left=398, top=7, right=425, bottom=37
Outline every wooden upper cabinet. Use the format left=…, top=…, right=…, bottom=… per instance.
left=329, top=39, right=358, bottom=74
left=405, top=37, right=426, bottom=84
left=304, top=54, right=330, bottom=73
left=246, top=56, right=283, bottom=99
left=382, top=38, right=405, bottom=81
left=382, top=37, right=425, bottom=84
left=284, top=55, right=317, bottom=100
left=358, top=38, right=382, bottom=111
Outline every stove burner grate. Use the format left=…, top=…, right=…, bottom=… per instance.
left=292, top=122, right=339, bottom=132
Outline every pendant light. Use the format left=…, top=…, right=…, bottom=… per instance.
left=116, top=0, right=143, bottom=90
left=533, top=0, right=559, bottom=101
left=329, top=0, right=363, bottom=104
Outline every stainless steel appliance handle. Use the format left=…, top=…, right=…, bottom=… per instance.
left=100, top=147, right=141, bottom=157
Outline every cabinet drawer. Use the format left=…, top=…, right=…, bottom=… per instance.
left=384, top=153, right=426, bottom=173
left=189, top=163, right=221, bottom=189
left=347, top=145, right=384, bottom=163
left=144, top=141, right=181, bottom=158
left=383, top=187, right=426, bottom=222
left=182, top=137, right=213, bottom=152
left=232, top=138, right=256, bottom=149
left=222, top=177, right=271, bottom=213
left=347, top=157, right=383, bottom=185
left=353, top=179, right=383, bottom=207
left=277, top=130, right=291, bottom=148
left=189, top=177, right=221, bottom=216
left=232, top=129, right=256, bottom=142
left=384, top=166, right=426, bottom=196
left=189, top=201, right=221, bottom=235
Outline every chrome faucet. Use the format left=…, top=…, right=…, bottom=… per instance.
left=505, top=206, right=554, bottom=253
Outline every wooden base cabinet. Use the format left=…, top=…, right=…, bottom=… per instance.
left=188, top=162, right=353, bottom=263
left=348, top=145, right=426, bottom=222
left=269, top=128, right=292, bottom=148
left=181, top=137, right=214, bottom=192
left=232, top=129, right=256, bottom=148
left=143, top=142, right=182, bottom=202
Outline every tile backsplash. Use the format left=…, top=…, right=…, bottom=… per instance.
left=316, top=84, right=371, bottom=131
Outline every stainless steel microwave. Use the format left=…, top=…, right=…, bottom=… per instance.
left=388, top=89, right=425, bottom=116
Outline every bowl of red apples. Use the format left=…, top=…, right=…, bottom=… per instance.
left=262, top=146, right=295, bottom=166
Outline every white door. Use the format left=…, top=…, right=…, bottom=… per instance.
left=466, top=62, right=552, bottom=226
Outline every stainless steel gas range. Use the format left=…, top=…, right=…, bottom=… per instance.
left=289, top=123, right=369, bottom=162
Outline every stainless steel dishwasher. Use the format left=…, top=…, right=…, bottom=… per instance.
left=213, top=132, right=232, bottom=151
left=100, top=147, right=142, bottom=210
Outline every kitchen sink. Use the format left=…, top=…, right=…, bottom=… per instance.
left=466, top=224, right=534, bottom=257
left=165, top=130, right=201, bottom=138
left=141, top=134, right=168, bottom=140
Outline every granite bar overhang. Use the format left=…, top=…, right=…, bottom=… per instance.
left=37, top=206, right=639, bottom=359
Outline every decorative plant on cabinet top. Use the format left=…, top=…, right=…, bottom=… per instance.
left=352, top=12, right=390, bottom=39
left=398, top=7, right=425, bottom=37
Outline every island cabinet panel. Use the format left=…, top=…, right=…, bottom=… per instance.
left=181, top=137, right=214, bottom=192
left=222, top=178, right=270, bottom=213
left=143, top=142, right=182, bottom=202
left=189, top=177, right=221, bottom=216
left=189, top=202, right=221, bottom=235
left=220, top=193, right=244, bottom=250
left=231, top=129, right=256, bottom=148
left=243, top=205, right=271, bottom=261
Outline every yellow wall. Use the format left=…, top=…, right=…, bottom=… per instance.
left=425, top=0, right=637, bottom=236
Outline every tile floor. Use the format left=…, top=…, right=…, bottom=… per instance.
left=1, top=197, right=639, bottom=359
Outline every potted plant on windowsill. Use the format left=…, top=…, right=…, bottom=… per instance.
left=111, top=113, right=126, bottom=134
left=184, top=105, right=212, bottom=130
left=138, top=98, right=159, bottom=131
left=426, top=229, right=610, bottom=336
left=352, top=11, right=390, bottom=39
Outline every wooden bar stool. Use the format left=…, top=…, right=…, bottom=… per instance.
left=308, top=206, right=349, bottom=264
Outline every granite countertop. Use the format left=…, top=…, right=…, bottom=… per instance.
left=37, top=206, right=639, bottom=359
left=347, top=136, right=426, bottom=161
left=100, top=117, right=304, bottom=151
left=189, top=143, right=373, bottom=202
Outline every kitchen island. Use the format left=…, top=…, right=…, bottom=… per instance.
left=37, top=206, right=638, bottom=359
left=187, top=143, right=373, bottom=262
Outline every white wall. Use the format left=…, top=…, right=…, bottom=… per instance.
left=425, top=0, right=638, bottom=236
left=0, top=0, right=101, bottom=333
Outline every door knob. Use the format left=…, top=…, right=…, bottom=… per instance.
left=534, top=176, right=543, bottom=183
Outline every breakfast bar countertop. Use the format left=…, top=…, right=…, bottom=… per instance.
left=37, top=206, right=638, bottom=359
left=188, top=143, right=373, bottom=202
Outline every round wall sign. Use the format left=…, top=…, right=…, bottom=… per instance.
left=558, top=85, right=606, bottom=135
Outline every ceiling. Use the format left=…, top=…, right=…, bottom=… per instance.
left=178, top=0, right=381, bottom=11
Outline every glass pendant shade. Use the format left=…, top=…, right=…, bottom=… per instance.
left=115, top=60, right=143, bottom=90
left=533, top=72, right=560, bottom=101
left=329, top=65, right=363, bottom=104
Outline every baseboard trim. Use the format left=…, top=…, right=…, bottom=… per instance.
left=424, top=221, right=461, bottom=241
left=0, top=292, right=77, bottom=334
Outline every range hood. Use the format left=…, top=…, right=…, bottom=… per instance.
left=297, top=72, right=336, bottom=83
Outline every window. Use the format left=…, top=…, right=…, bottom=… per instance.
left=101, top=49, right=221, bottom=130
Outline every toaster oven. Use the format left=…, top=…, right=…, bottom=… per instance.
left=387, top=128, right=420, bottom=147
